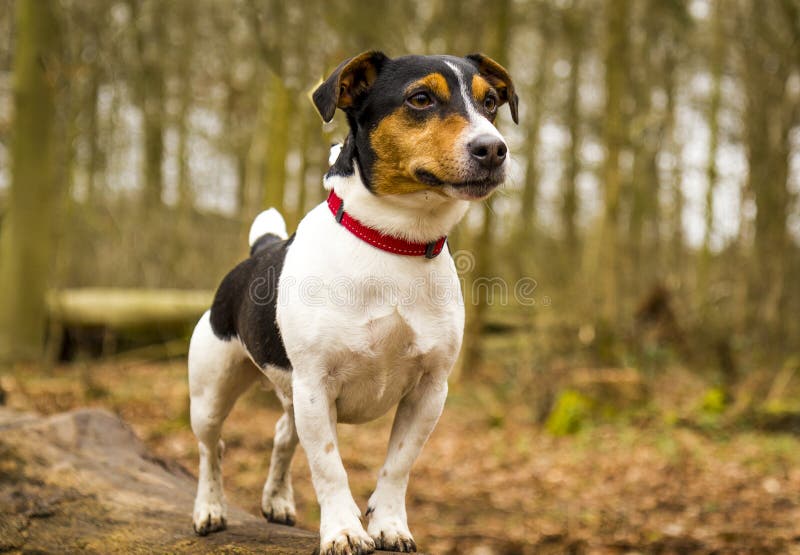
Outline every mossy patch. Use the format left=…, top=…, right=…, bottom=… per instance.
left=546, top=390, right=593, bottom=436
left=700, top=387, right=728, bottom=414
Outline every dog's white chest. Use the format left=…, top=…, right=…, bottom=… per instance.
left=331, top=305, right=427, bottom=422
left=276, top=204, right=464, bottom=423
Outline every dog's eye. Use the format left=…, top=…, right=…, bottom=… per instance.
left=406, top=92, right=434, bottom=109
left=483, top=95, right=498, bottom=114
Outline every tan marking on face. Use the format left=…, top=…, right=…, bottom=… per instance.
left=470, top=54, right=519, bottom=123
left=407, top=73, right=451, bottom=101
left=472, top=55, right=512, bottom=102
left=324, top=442, right=334, bottom=453
left=471, top=74, right=491, bottom=102
left=369, top=108, right=470, bottom=195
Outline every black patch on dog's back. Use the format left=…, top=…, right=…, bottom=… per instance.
left=249, top=232, right=283, bottom=257
left=209, top=234, right=295, bottom=370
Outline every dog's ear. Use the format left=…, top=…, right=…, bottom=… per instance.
left=312, top=51, right=390, bottom=123
left=465, top=53, right=519, bottom=124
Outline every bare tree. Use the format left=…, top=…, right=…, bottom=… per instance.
left=0, top=0, right=65, bottom=362
left=598, top=0, right=630, bottom=325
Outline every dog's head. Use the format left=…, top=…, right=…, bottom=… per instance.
left=313, top=52, right=518, bottom=201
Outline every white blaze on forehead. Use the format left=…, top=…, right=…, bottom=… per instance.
left=444, top=61, right=505, bottom=144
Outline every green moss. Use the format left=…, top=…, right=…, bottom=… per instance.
left=486, top=412, right=505, bottom=428
left=546, top=390, right=593, bottom=436
left=701, top=387, right=727, bottom=414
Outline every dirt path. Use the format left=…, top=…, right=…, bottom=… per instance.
left=3, top=361, right=800, bottom=554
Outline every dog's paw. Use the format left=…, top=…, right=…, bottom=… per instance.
left=319, top=527, right=376, bottom=555
left=372, top=530, right=417, bottom=552
left=261, top=495, right=296, bottom=527
left=368, top=518, right=416, bottom=553
left=192, top=501, right=227, bottom=536
left=367, top=506, right=416, bottom=553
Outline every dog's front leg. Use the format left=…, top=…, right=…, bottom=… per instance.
left=293, top=374, right=375, bottom=555
left=367, top=371, right=449, bottom=552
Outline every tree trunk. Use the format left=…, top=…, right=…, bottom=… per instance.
left=294, top=109, right=313, bottom=230
left=461, top=0, right=511, bottom=377
left=0, top=0, right=64, bottom=363
left=742, top=1, right=792, bottom=346
left=598, top=0, right=629, bottom=325
left=175, top=2, right=195, bottom=212
left=176, top=121, right=191, bottom=210
left=262, top=73, right=291, bottom=213
left=236, top=150, right=249, bottom=217
left=626, top=5, right=662, bottom=307
left=87, top=65, right=102, bottom=201
left=561, top=6, right=582, bottom=268
left=131, top=0, right=165, bottom=210
left=663, top=53, right=684, bottom=284
left=699, top=0, right=725, bottom=308
left=519, top=12, right=552, bottom=248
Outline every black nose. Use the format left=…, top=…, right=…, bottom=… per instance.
left=468, top=135, right=507, bottom=170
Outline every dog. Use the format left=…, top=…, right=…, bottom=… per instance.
left=188, top=51, right=518, bottom=555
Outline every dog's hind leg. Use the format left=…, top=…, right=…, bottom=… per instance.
left=189, top=311, right=257, bottom=535
left=261, top=399, right=299, bottom=526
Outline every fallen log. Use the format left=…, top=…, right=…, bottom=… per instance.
left=47, top=288, right=214, bottom=328
left=46, top=288, right=214, bottom=359
left=45, top=288, right=531, bottom=361
left=0, top=408, right=403, bottom=554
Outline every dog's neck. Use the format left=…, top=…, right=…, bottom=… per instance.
left=323, top=147, right=469, bottom=244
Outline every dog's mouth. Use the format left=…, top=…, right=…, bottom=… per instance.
left=414, top=169, right=446, bottom=187
left=414, top=169, right=504, bottom=200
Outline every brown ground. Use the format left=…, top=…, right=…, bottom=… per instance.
left=3, top=360, right=800, bottom=555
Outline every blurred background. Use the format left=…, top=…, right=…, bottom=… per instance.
left=1, top=0, right=800, bottom=553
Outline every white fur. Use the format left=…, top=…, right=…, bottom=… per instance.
left=329, top=143, right=343, bottom=166
left=261, top=410, right=299, bottom=525
left=277, top=171, right=465, bottom=553
left=188, top=311, right=258, bottom=535
left=445, top=61, right=506, bottom=144
left=249, top=207, right=288, bottom=246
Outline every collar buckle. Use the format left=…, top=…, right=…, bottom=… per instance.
left=425, top=240, right=439, bottom=259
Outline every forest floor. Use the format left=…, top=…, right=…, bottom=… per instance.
left=3, top=360, right=800, bottom=555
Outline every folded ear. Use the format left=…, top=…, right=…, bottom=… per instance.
left=312, top=51, right=390, bottom=123
left=465, top=53, right=519, bottom=124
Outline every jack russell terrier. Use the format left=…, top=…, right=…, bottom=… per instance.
left=188, top=51, right=518, bottom=555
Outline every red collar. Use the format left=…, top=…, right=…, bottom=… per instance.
left=327, top=190, right=447, bottom=258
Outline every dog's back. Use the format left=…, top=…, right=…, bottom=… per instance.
left=208, top=208, right=293, bottom=370
left=248, top=208, right=288, bottom=256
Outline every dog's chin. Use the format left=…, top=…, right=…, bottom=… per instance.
left=414, top=169, right=504, bottom=201
left=441, top=181, right=502, bottom=200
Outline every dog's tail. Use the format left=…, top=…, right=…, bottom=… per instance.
left=248, top=208, right=288, bottom=256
